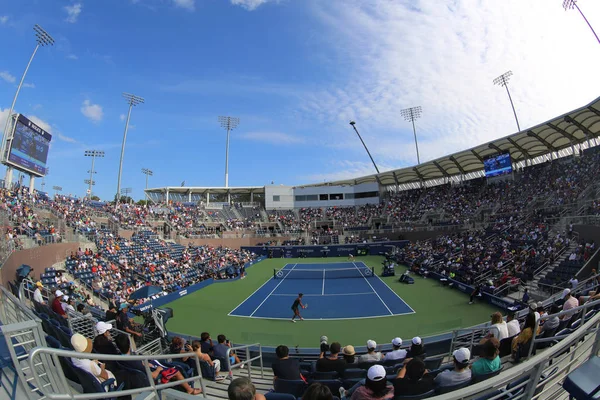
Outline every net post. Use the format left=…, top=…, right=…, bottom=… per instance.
left=273, top=269, right=276, bottom=279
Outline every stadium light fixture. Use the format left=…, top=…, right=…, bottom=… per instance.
left=121, top=187, right=133, bottom=204
left=563, top=0, right=600, bottom=45
left=349, top=121, right=380, bottom=174
left=218, top=116, right=240, bottom=188
left=116, top=93, right=144, bottom=208
left=52, top=185, right=62, bottom=197
left=493, top=71, right=521, bottom=132
left=400, top=106, right=423, bottom=165
left=1, top=24, right=54, bottom=189
left=141, top=168, right=153, bottom=201
left=84, top=150, right=104, bottom=198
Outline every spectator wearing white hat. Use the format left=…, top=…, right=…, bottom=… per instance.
left=357, top=340, right=382, bottom=363
left=61, top=295, right=76, bottom=314
left=342, top=364, right=393, bottom=400
left=561, top=289, right=579, bottom=321
left=434, top=348, right=471, bottom=387
left=93, top=321, right=120, bottom=357
left=70, top=333, right=119, bottom=391
left=406, top=337, right=425, bottom=359
left=51, top=290, right=67, bottom=318
left=383, top=338, right=407, bottom=362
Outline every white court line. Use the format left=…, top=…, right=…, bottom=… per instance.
left=372, top=268, right=417, bottom=314
left=270, top=292, right=375, bottom=297
left=228, top=262, right=293, bottom=316
left=322, top=269, right=325, bottom=295
left=228, top=313, right=406, bottom=321
left=353, top=262, right=393, bottom=315
left=248, top=263, right=297, bottom=317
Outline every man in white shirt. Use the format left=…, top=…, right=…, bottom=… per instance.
left=561, top=289, right=579, bottom=321
left=569, top=276, right=579, bottom=290
left=33, top=281, right=45, bottom=304
left=384, top=338, right=407, bottom=361
left=357, top=340, right=382, bottom=363
left=506, top=312, right=521, bottom=337
left=61, top=296, right=76, bottom=314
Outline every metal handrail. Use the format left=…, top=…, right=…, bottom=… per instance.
left=225, top=342, right=264, bottom=380
left=28, top=347, right=206, bottom=400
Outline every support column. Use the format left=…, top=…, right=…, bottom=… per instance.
left=166, top=189, right=169, bottom=204
left=250, top=192, right=254, bottom=204
left=29, top=175, right=35, bottom=194
left=188, top=191, right=192, bottom=203
left=206, top=192, right=209, bottom=206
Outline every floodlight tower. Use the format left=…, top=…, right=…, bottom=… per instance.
left=141, top=168, right=153, bottom=200
left=52, top=185, right=62, bottom=197
left=116, top=93, right=144, bottom=208
left=493, top=71, right=521, bottom=132
left=349, top=121, right=380, bottom=174
left=1, top=25, right=54, bottom=188
left=563, top=0, right=600, bottom=45
left=84, top=150, right=104, bottom=198
left=218, top=116, right=240, bottom=188
left=121, top=187, right=132, bottom=204
left=400, top=106, right=423, bottom=165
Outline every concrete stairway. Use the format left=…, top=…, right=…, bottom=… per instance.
left=201, top=366, right=274, bottom=399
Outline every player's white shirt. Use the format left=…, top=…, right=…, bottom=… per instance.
left=385, top=349, right=407, bottom=361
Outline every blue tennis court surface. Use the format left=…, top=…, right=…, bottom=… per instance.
left=229, top=262, right=415, bottom=320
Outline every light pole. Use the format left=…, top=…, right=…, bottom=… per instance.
left=141, top=168, right=153, bottom=201
left=1, top=25, right=54, bottom=188
left=563, top=0, right=600, bottom=45
left=400, top=106, right=423, bottom=165
left=116, top=93, right=144, bottom=208
left=218, top=116, right=239, bottom=187
left=493, top=71, right=521, bottom=132
left=121, top=187, right=132, bottom=205
left=40, top=167, right=49, bottom=193
left=84, top=150, right=104, bottom=199
left=52, top=185, right=62, bottom=197
left=349, top=121, right=380, bottom=174
left=84, top=179, right=95, bottom=198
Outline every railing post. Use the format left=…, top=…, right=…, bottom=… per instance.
left=259, top=344, right=264, bottom=379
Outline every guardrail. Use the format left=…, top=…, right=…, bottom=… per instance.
left=28, top=347, right=207, bottom=400
left=225, top=342, right=264, bottom=380
left=433, top=303, right=600, bottom=400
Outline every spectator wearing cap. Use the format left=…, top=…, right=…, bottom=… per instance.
left=471, top=338, right=501, bottom=377
left=486, top=312, right=509, bottom=341
left=506, top=313, right=521, bottom=337
left=116, top=302, right=142, bottom=339
left=61, top=295, right=76, bottom=314
left=434, top=348, right=471, bottom=387
left=316, top=342, right=346, bottom=375
left=342, top=365, right=394, bottom=400
left=33, top=281, right=45, bottom=304
left=70, top=333, right=120, bottom=391
left=342, top=345, right=357, bottom=365
left=384, top=338, right=407, bottom=362
left=394, top=358, right=434, bottom=396
left=93, top=321, right=120, bottom=357
left=272, top=345, right=302, bottom=381
left=228, top=377, right=266, bottom=400
left=357, top=340, right=382, bottom=363
left=561, top=289, right=579, bottom=321
left=406, top=337, right=425, bottom=359
left=51, top=290, right=67, bottom=318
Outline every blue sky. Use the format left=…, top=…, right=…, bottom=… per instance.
left=1, top=0, right=599, bottom=201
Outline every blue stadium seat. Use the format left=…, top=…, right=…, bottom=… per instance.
left=562, top=356, right=600, bottom=400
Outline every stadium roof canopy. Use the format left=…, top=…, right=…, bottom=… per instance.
left=305, top=95, right=600, bottom=188
left=145, top=186, right=265, bottom=194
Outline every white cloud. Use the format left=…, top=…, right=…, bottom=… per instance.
left=173, top=0, right=195, bottom=11
left=294, top=0, right=600, bottom=177
left=0, top=16, right=8, bottom=24
left=81, top=100, right=103, bottom=123
left=67, top=54, right=78, bottom=60
left=64, top=3, right=82, bottom=23
left=230, top=0, right=274, bottom=11
left=0, top=71, right=16, bottom=83
left=119, top=114, right=126, bottom=121
left=57, top=133, right=77, bottom=143
left=23, top=82, right=35, bottom=89
left=240, top=131, right=305, bottom=144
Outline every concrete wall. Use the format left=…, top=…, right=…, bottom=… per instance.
left=0, top=242, right=80, bottom=286
left=264, top=183, right=380, bottom=209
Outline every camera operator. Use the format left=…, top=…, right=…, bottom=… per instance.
left=116, top=302, right=143, bottom=341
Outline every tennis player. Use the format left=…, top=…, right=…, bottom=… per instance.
left=348, top=254, right=355, bottom=261
left=291, top=293, right=306, bottom=323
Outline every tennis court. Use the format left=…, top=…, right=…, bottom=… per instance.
left=229, top=262, right=414, bottom=320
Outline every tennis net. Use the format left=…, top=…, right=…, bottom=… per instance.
left=274, top=266, right=374, bottom=280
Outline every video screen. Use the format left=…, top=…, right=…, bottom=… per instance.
left=7, top=114, right=51, bottom=177
left=483, top=152, right=512, bottom=178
